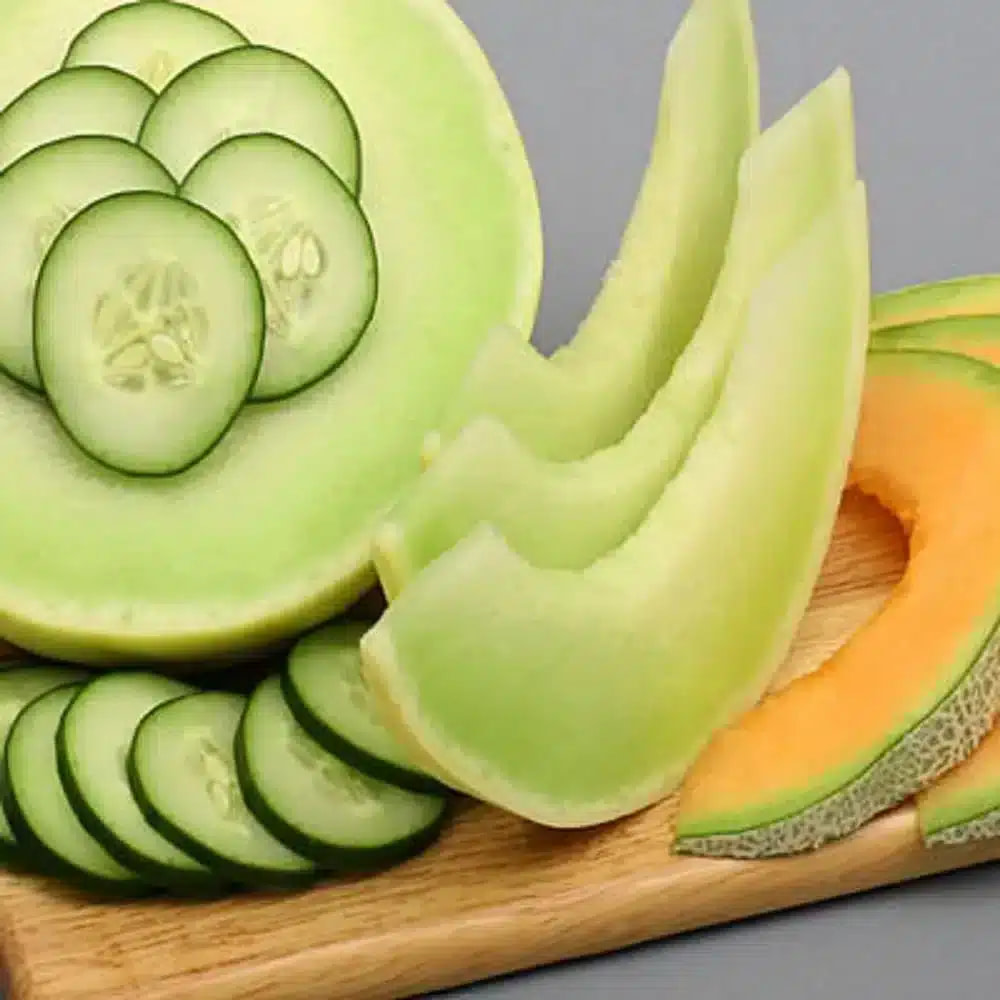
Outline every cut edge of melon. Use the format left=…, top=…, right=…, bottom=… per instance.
left=674, top=349, right=1000, bottom=858
left=674, top=621, right=1000, bottom=856
left=870, top=275, right=1000, bottom=333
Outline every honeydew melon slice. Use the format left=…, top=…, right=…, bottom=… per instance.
left=422, top=0, right=760, bottom=464
left=360, top=184, right=871, bottom=828
left=675, top=348, right=1000, bottom=858
left=871, top=276, right=1000, bottom=333
left=0, top=0, right=542, bottom=666
left=375, top=69, right=856, bottom=597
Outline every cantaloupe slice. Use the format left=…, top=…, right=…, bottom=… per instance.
left=675, top=347, right=1000, bottom=858
left=871, top=276, right=1000, bottom=333
left=421, top=0, right=760, bottom=465
left=375, top=70, right=855, bottom=597
left=918, top=719, right=1000, bottom=847
left=874, top=316, right=1000, bottom=366
left=360, top=184, right=870, bottom=828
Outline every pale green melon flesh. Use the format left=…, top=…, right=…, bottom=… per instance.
left=422, top=0, right=760, bottom=465
left=871, top=276, right=1000, bottom=332
left=361, top=185, right=871, bottom=828
left=375, top=69, right=855, bottom=597
left=0, top=0, right=542, bottom=665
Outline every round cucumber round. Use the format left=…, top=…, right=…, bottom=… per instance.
left=181, top=133, right=378, bottom=401
left=56, top=672, right=219, bottom=891
left=3, top=684, right=149, bottom=896
left=64, top=1, right=248, bottom=93
left=236, top=675, right=448, bottom=870
left=0, top=664, right=90, bottom=857
left=0, top=0, right=541, bottom=665
left=0, top=65, right=154, bottom=171
left=283, top=622, right=444, bottom=794
left=128, top=691, right=317, bottom=888
left=139, top=45, right=362, bottom=192
left=0, top=136, right=176, bottom=391
left=34, top=190, right=266, bottom=477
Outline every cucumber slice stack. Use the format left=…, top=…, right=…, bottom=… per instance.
left=0, top=628, right=450, bottom=897
left=0, top=0, right=378, bottom=477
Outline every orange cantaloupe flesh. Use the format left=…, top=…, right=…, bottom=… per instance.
left=674, top=348, right=1000, bottom=857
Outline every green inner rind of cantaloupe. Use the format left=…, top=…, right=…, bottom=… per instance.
left=920, top=781, right=1000, bottom=844
left=870, top=275, right=1000, bottom=333
left=674, top=350, right=1000, bottom=855
left=0, top=0, right=542, bottom=664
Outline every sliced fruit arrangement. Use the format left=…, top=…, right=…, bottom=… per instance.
left=0, top=632, right=449, bottom=896
left=375, top=67, right=856, bottom=596
left=361, top=183, right=871, bottom=828
left=0, top=0, right=541, bottom=663
left=0, top=0, right=1000, bottom=913
left=422, top=0, right=760, bottom=464
left=674, top=348, right=1000, bottom=857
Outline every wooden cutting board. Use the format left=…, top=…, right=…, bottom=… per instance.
left=2, top=488, right=1000, bottom=1000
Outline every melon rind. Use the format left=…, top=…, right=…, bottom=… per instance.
left=871, top=275, right=1000, bottom=333
left=872, top=315, right=1000, bottom=368
left=674, top=620, right=1000, bottom=858
left=421, top=0, right=761, bottom=465
left=375, top=68, right=855, bottom=597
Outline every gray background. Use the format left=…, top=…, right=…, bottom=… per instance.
left=440, top=1, right=1000, bottom=997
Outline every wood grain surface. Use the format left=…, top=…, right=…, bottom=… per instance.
left=3, top=488, right=1000, bottom=1000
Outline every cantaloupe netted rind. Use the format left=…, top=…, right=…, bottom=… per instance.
left=675, top=349, right=1000, bottom=858
left=918, top=713, right=1000, bottom=847
left=0, top=0, right=542, bottom=665
left=871, top=275, right=1000, bottom=332
left=361, top=185, right=870, bottom=828
left=420, top=0, right=760, bottom=465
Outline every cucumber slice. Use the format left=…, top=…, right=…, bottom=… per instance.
left=3, top=684, right=148, bottom=895
left=139, top=45, right=362, bottom=192
left=0, top=136, right=175, bottom=390
left=284, top=623, right=443, bottom=794
left=236, top=675, right=447, bottom=870
left=0, top=66, right=154, bottom=171
left=64, top=1, right=248, bottom=93
left=56, top=672, right=218, bottom=890
left=0, top=665, right=90, bottom=856
left=128, top=691, right=317, bottom=888
left=34, top=190, right=266, bottom=477
left=181, top=134, right=378, bottom=401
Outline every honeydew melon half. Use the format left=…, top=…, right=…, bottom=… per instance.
left=675, top=348, right=1000, bottom=857
left=871, top=276, right=1000, bottom=333
left=422, top=0, right=760, bottom=465
left=375, top=69, right=856, bottom=597
left=0, top=0, right=542, bottom=665
left=360, top=184, right=871, bottom=828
